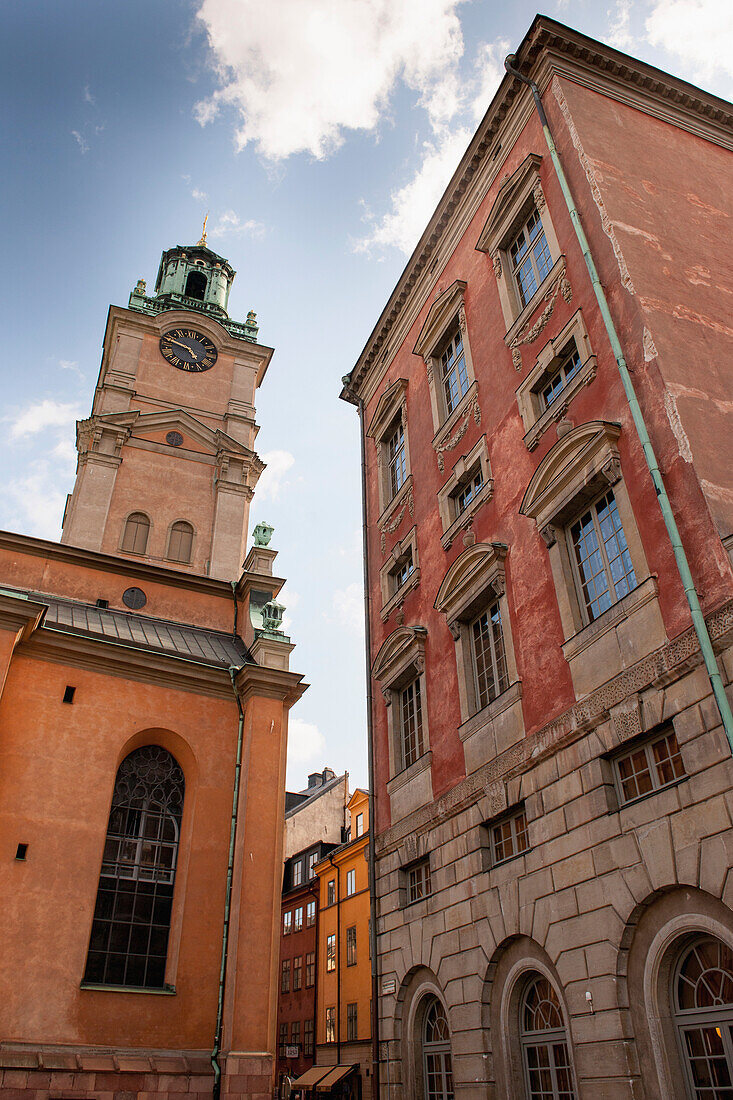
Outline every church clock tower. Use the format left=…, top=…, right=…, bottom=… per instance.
left=61, top=227, right=270, bottom=580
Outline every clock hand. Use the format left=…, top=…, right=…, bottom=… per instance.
left=168, top=337, right=199, bottom=360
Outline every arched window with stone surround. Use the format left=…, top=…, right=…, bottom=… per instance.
left=520, top=975, right=576, bottom=1099
left=83, top=745, right=185, bottom=990
left=167, top=520, right=194, bottom=564
left=121, top=511, right=150, bottom=555
left=422, top=996, right=454, bottom=1100
left=674, top=936, right=733, bottom=1098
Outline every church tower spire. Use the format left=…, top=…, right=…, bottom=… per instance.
left=60, top=238, right=272, bottom=580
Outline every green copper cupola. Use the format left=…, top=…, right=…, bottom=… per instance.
left=128, top=225, right=259, bottom=343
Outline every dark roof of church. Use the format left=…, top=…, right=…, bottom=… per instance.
left=19, top=589, right=251, bottom=669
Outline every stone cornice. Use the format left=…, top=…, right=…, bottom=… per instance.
left=0, top=591, right=47, bottom=640
left=1, top=530, right=234, bottom=601
left=233, top=662, right=308, bottom=709
left=374, top=598, right=733, bottom=857
left=17, top=628, right=237, bottom=699
left=341, top=15, right=733, bottom=404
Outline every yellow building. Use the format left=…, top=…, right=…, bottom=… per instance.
left=310, top=789, right=371, bottom=1099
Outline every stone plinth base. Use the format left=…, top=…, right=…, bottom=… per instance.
left=0, top=1045, right=214, bottom=1100
left=220, top=1052, right=274, bottom=1100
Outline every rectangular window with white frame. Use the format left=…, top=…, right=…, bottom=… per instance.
left=325, top=1006, right=336, bottom=1044
left=283, top=910, right=292, bottom=936
left=439, top=324, right=470, bottom=416
left=413, top=280, right=477, bottom=433
left=305, top=951, right=315, bottom=987
left=346, top=868, right=356, bottom=896
left=568, top=489, right=637, bottom=624
left=347, top=1002, right=358, bottom=1041
left=293, top=955, right=302, bottom=991
left=471, top=602, right=509, bottom=711
left=436, top=435, right=493, bottom=550
left=612, top=723, right=686, bottom=806
left=326, top=933, right=336, bottom=972
left=355, top=812, right=364, bottom=837
left=306, top=899, right=316, bottom=926
left=307, top=851, right=317, bottom=879
left=292, top=859, right=302, bottom=887
left=405, top=858, right=431, bottom=905
left=346, top=925, right=357, bottom=966
left=293, top=905, right=303, bottom=933
left=327, top=879, right=335, bottom=906
left=489, top=805, right=529, bottom=866
left=387, top=418, right=407, bottom=500
left=400, top=678, right=425, bottom=770
left=509, top=207, right=553, bottom=308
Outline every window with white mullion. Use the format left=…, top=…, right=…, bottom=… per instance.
left=387, top=421, right=407, bottom=499
left=400, top=678, right=424, bottom=769
left=471, top=602, right=508, bottom=711
left=440, top=327, right=469, bottom=416
left=540, top=341, right=582, bottom=410
left=510, top=209, right=553, bottom=308
left=569, top=490, right=636, bottom=623
left=455, top=468, right=484, bottom=517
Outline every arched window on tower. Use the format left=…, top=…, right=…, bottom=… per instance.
left=520, top=975, right=576, bottom=1099
left=167, top=521, right=194, bottom=564
left=184, top=270, right=207, bottom=301
left=121, top=512, right=150, bottom=555
left=83, top=745, right=185, bottom=989
left=422, top=997, right=454, bottom=1100
left=674, top=936, right=733, bottom=1097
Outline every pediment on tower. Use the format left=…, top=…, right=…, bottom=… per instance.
left=77, top=409, right=255, bottom=462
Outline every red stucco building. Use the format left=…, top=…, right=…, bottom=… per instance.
left=342, top=17, right=733, bottom=1100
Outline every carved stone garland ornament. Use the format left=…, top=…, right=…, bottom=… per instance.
left=510, top=263, right=573, bottom=370
left=433, top=395, right=482, bottom=473
left=380, top=484, right=415, bottom=553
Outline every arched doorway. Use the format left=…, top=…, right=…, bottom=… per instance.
left=674, top=936, right=733, bottom=1098
left=422, top=996, right=454, bottom=1100
left=520, top=975, right=576, bottom=1099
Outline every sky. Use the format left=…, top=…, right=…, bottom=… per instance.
left=2, top=0, right=731, bottom=791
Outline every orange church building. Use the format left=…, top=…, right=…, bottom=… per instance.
left=0, top=234, right=306, bottom=1100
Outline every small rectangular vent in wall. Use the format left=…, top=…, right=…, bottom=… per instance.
left=96, top=599, right=109, bottom=609
left=62, top=686, right=76, bottom=704
left=15, top=843, right=28, bottom=860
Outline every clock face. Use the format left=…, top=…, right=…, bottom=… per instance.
left=159, top=328, right=218, bottom=372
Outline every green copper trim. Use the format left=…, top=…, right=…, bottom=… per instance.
left=128, top=290, right=259, bottom=344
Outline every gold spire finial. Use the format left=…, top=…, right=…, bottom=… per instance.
left=198, top=212, right=209, bottom=246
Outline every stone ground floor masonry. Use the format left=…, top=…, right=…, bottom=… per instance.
left=375, top=602, right=733, bottom=1099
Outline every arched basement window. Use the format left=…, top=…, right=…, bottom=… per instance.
left=422, top=997, right=454, bottom=1100
left=167, top=520, right=194, bottom=564
left=83, top=745, right=185, bottom=989
left=121, top=512, right=150, bottom=555
left=674, top=936, right=733, bottom=1098
left=184, top=270, right=207, bottom=300
left=520, top=975, right=576, bottom=1099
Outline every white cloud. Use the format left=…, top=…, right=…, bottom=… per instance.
left=331, top=582, right=364, bottom=635
left=192, top=187, right=208, bottom=202
left=354, top=36, right=507, bottom=255
left=646, top=0, right=733, bottom=83
left=4, top=459, right=74, bottom=541
left=83, top=84, right=95, bottom=105
left=195, top=0, right=468, bottom=160
left=287, top=716, right=327, bottom=771
left=355, top=127, right=472, bottom=255
left=606, top=0, right=635, bottom=51
left=71, top=130, right=89, bottom=154
left=9, top=399, right=82, bottom=440
left=209, top=209, right=265, bottom=238
left=255, top=449, right=295, bottom=501
left=59, top=358, right=84, bottom=380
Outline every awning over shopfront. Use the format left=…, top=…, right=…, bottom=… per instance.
left=291, top=1065, right=333, bottom=1090
left=314, top=1065, right=357, bottom=1092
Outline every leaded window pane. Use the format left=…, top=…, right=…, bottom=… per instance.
left=387, top=421, right=407, bottom=498
left=570, top=490, right=636, bottom=623
left=400, top=679, right=424, bottom=769
left=440, top=328, right=469, bottom=416
left=471, top=602, right=508, bottom=711
left=84, top=745, right=184, bottom=989
left=520, top=977, right=576, bottom=1100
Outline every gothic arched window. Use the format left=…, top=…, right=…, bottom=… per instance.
left=422, top=997, right=454, bottom=1100
left=520, top=975, right=576, bottom=1099
left=83, top=745, right=185, bottom=989
left=167, top=521, right=194, bottom=564
left=121, top=512, right=150, bottom=555
left=674, top=936, right=733, bottom=1098
left=184, top=270, right=207, bottom=300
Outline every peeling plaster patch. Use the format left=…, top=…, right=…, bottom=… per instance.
left=687, top=193, right=730, bottom=218
left=664, top=391, right=693, bottom=464
left=667, top=382, right=733, bottom=415
left=685, top=264, right=714, bottom=287
left=639, top=296, right=733, bottom=341
left=643, top=328, right=658, bottom=361
left=613, top=221, right=673, bottom=261
left=700, top=480, right=733, bottom=507
left=552, top=76, right=635, bottom=295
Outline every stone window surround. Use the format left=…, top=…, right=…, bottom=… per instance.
left=475, top=152, right=561, bottom=330
left=516, top=308, right=597, bottom=452
left=437, top=435, right=494, bottom=550
left=413, top=279, right=477, bottom=433
left=380, top=525, right=420, bottom=622
left=366, top=378, right=412, bottom=517
left=520, top=420, right=667, bottom=697
left=372, top=626, right=433, bottom=821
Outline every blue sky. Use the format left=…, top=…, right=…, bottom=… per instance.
left=2, top=0, right=730, bottom=790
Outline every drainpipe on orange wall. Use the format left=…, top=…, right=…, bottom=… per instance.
left=211, top=668, right=246, bottom=1100
left=503, top=53, right=733, bottom=750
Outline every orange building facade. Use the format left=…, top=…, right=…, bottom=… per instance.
left=0, top=237, right=306, bottom=1100
left=310, top=790, right=372, bottom=1100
